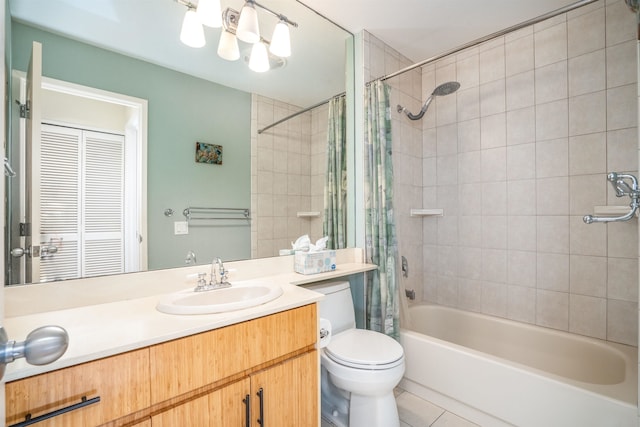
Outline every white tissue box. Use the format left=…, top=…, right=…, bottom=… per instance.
left=294, top=250, right=337, bottom=275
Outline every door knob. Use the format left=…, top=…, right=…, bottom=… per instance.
left=0, top=325, right=69, bottom=380
left=10, top=247, right=31, bottom=258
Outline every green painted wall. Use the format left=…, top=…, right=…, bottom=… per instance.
left=11, top=22, right=251, bottom=270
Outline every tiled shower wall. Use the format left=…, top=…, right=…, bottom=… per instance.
left=366, top=0, right=639, bottom=346
left=251, top=95, right=326, bottom=258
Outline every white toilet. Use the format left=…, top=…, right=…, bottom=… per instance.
left=309, top=281, right=405, bottom=427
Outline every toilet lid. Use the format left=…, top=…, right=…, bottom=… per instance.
left=325, top=329, right=404, bottom=369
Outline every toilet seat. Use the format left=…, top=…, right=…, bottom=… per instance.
left=325, top=329, right=404, bottom=370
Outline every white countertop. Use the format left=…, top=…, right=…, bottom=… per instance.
left=4, top=250, right=376, bottom=382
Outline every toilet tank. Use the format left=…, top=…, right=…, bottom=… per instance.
left=307, top=281, right=356, bottom=334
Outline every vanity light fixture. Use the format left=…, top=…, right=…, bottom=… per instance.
left=248, top=41, right=270, bottom=72
left=180, top=6, right=206, bottom=48
left=236, top=0, right=261, bottom=43
left=176, top=0, right=297, bottom=72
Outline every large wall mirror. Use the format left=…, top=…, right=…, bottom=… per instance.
left=5, top=0, right=354, bottom=285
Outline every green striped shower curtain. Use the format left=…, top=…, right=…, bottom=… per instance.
left=364, top=80, right=400, bottom=340
left=323, top=95, right=347, bottom=249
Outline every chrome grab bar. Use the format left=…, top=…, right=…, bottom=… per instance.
left=583, top=172, right=640, bottom=224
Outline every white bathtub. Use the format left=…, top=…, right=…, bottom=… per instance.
left=399, top=304, right=638, bottom=427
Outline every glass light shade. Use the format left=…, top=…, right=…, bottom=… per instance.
left=248, top=42, right=270, bottom=72
left=269, top=20, right=291, bottom=57
left=236, top=2, right=260, bottom=44
left=180, top=9, right=206, bottom=48
left=217, top=30, right=240, bottom=61
left=196, top=0, right=222, bottom=28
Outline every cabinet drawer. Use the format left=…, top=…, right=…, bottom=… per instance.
left=6, top=348, right=150, bottom=426
left=150, top=304, right=317, bottom=404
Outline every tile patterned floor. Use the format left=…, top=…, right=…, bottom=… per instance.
left=320, top=387, right=479, bottom=427
left=396, top=388, right=479, bottom=427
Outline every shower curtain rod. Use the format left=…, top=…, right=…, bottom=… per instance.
left=370, top=0, right=598, bottom=85
left=257, top=92, right=345, bottom=134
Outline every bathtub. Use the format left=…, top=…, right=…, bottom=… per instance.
left=399, top=304, right=638, bottom=427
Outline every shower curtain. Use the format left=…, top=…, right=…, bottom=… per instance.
left=323, top=95, right=347, bottom=249
left=364, top=80, right=400, bottom=339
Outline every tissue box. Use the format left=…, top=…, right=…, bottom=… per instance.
left=294, top=250, right=337, bottom=275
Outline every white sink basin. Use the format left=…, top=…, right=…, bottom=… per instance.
left=156, top=282, right=283, bottom=315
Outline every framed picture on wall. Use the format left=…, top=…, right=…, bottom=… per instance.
left=195, top=142, right=223, bottom=165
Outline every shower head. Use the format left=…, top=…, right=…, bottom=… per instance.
left=397, top=81, right=461, bottom=120
left=431, top=81, right=460, bottom=97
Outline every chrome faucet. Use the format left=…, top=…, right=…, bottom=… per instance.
left=193, top=258, right=232, bottom=292
left=210, top=257, right=231, bottom=288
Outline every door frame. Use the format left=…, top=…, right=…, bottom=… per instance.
left=8, top=73, right=148, bottom=283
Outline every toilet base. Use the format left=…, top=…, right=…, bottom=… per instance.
left=349, top=391, right=400, bottom=427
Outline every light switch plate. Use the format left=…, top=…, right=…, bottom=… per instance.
left=174, top=221, right=189, bottom=235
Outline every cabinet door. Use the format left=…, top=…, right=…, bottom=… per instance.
left=151, top=378, right=250, bottom=427
left=250, top=351, right=318, bottom=427
left=150, top=304, right=316, bottom=404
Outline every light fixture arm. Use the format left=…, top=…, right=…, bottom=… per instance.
left=252, top=0, right=298, bottom=27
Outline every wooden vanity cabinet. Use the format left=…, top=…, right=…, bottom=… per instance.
left=152, top=351, right=318, bottom=427
left=6, top=348, right=150, bottom=427
left=149, top=304, right=318, bottom=426
left=5, top=304, right=318, bottom=427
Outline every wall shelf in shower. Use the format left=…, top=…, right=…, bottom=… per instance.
left=297, top=211, right=321, bottom=218
left=410, top=209, right=444, bottom=217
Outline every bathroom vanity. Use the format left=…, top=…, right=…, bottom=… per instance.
left=4, top=249, right=375, bottom=426
left=7, top=305, right=317, bottom=426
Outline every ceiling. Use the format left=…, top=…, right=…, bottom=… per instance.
left=301, top=0, right=581, bottom=63
left=10, top=0, right=587, bottom=107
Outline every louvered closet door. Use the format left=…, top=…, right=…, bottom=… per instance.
left=39, top=125, right=81, bottom=281
left=82, top=130, right=125, bottom=277
left=39, top=124, right=125, bottom=281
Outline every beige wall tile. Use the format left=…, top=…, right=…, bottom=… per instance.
left=507, top=285, right=536, bottom=323
left=534, top=23, right=567, bottom=67
left=536, top=138, right=568, bottom=178
left=507, top=179, right=537, bottom=215
left=569, top=294, right=607, bottom=339
left=537, top=252, right=570, bottom=291
left=569, top=215, right=607, bottom=256
left=457, top=86, right=480, bottom=122
left=568, top=50, right=606, bottom=97
left=569, top=91, right=607, bottom=136
left=606, top=84, right=638, bottom=131
left=482, top=281, right=508, bottom=317
left=608, top=257, right=639, bottom=301
left=505, top=34, right=534, bottom=76
left=508, top=250, right=537, bottom=287
left=536, top=99, right=569, bottom=141
left=535, top=61, right=568, bottom=104
left=506, top=70, right=535, bottom=110
left=606, top=40, right=637, bottom=88
left=507, top=143, right=536, bottom=180
left=481, top=113, right=507, bottom=148
left=537, top=215, right=569, bottom=253
left=568, top=132, right=607, bottom=175
left=479, top=44, right=506, bottom=84
left=569, top=254, right=607, bottom=297
left=506, top=106, right=536, bottom=145
left=607, top=299, right=638, bottom=345
left=508, top=216, right=537, bottom=252
left=536, top=289, right=569, bottom=330
left=567, top=7, right=605, bottom=58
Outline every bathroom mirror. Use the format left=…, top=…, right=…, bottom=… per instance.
left=5, top=0, right=353, bottom=285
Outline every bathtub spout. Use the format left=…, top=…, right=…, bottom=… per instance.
left=405, top=289, right=415, bottom=300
